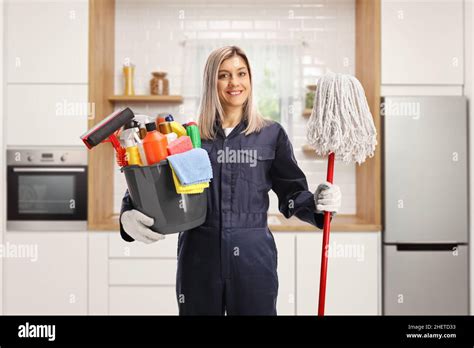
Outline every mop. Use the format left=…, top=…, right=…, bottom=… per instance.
left=307, top=73, right=377, bottom=316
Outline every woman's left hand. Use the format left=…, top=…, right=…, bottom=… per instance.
left=314, top=182, right=342, bottom=214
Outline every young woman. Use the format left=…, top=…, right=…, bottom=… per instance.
left=120, top=46, right=341, bottom=315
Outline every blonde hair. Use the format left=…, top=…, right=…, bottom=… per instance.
left=198, top=46, right=269, bottom=140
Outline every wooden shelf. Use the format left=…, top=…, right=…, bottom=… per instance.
left=108, top=95, right=183, bottom=103
left=303, top=108, right=312, bottom=117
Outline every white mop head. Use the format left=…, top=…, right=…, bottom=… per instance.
left=306, top=73, right=377, bottom=164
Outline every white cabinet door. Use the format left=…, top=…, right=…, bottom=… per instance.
left=6, top=84, right=88, bottom=146
left=5, top=0, right=88, bottom=83
left=274, top=233, right=296, bottom=315
left=109, top=286, right=178, bottom=315
left=4, top=232, right=88, bottom=314
left=109, top=232, right=178, bottom=258
left=296, top=232, right=380, bottom=315
left=381, top=0, right=463, bottom=85
left=109, top=259, right=177, bottom=286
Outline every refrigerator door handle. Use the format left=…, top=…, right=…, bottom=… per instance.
left=396, top=243, right=461, bottom=251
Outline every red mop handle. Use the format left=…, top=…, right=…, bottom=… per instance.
left=318, top=152, right=335, bottom=316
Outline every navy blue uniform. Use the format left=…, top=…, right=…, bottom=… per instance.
left=119, top=119, right=325, bottom=315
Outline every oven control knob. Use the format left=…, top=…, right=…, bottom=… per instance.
left=27, top=155, right=33, bottom=162
left=60, top=155, right=67, bottom=162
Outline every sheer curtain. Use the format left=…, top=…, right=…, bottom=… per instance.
left=181, top=40, right=301, bottom=135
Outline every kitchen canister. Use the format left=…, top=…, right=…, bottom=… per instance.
left=150, top=71, right=169, bottom=96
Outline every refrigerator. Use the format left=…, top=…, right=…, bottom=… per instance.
left=382, top=96, right=469, bottom=315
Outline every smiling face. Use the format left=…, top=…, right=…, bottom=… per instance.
left=217, top=55, right=251, bottom=111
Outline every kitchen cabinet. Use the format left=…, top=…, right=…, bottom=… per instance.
left=109, top=286, right=178, bottom=315
left=381, top=0, right=463, bottom=85
left=296, top=232, right=380, bottom=315
left=105, top=231, right=297, bottom=315
left=274, top=233, right=296, bottom=315
left=89, top=231, right=381, bottom=315
left=5, top=0, right=88, bottom=83
left=6, top=84, right=88, bottom=146
left=4, top=232, right=88, bottom=315
left=88, top=232, right=108, bottom=315
left=109, top=259, right=177, bottom=286
left=107, top=232, right=179, bottom=315
left=108, top=230, right=178, bottom=258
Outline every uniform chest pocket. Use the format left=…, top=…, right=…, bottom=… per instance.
left=239, top=146, right=275, bottom=188
left=201, top=141, right=216, bottom=163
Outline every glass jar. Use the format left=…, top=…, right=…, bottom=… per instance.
left=150, top=71, right=169, bottom=96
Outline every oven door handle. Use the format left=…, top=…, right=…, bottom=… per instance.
left=12, top=167, right=86, bottom=173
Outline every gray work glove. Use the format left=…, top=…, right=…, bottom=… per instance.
left=314, top=181, right=342, bottom=214
left=120, top=209, right=165, bottom=244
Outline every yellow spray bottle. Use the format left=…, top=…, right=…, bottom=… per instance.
left=162, top=114, right=187, bottom=137
left=120, top=121, right=143, bottom=166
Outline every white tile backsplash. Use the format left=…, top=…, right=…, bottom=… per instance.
left=114, top=0, right=356, bottom=215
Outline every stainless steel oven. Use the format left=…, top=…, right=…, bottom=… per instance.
left=7, top=148, right=87, bottom=231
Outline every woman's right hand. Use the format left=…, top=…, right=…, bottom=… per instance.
left=120, top=210, right=165, bottom=244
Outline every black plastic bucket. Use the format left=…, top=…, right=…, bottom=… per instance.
left=121, top=160, right=207, bottom=234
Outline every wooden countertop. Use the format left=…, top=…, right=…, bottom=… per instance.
left=92, top=214, right=381, bottom=232
left=267, top=214, right=381, bottom=232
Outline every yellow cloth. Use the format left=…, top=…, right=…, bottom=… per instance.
left=170, top=167, right=209, bottom=194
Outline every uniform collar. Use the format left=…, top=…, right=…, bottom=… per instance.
left=214, top=116, right=248, bottom=139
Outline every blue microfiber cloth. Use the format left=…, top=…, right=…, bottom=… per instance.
left=167, top=148, right=213, bottom=186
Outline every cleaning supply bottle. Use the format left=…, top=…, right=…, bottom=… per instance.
left=129, top=116, right=150, bottom=164
left=170, top=122, right=187, bottom=137
left=123, top=134, right=143, bottom=166
left=186, top=121, right=201, bottom=148
left=156, top=112, right=171, bottom=125
left=142, top=122, right=168, bottom=165
left=167, top=116, right=187, bottom=138
left=159, top=114, right=187, bottom=137
left=133, top=114, right=152, bottom=139
left=120, top=120, right=146, bottom=166
left=159, top=122, right=178, bottom=143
